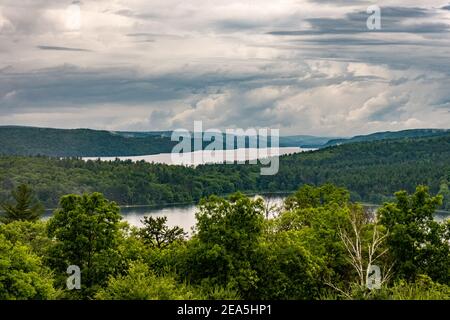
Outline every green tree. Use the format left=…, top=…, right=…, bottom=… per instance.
left=253, top=230, right=321, bottom=299
left=0, top=220, right=52, bottom=257
left=47, top=192, right=123, bottom=297
left=275, top=185, right=355, bottom=297
left=0, top=234, right=56, bottom=300
left=184, top=193, right=265, bottom=297
left=438, top=177, right=450, bottom=210
left=378, top=186, right=450, bottom=284
left=1, top=184, right=44, bottom=223
left=138, top=216, right=186, bottom=249
left=284, top=184, right=350, bottom=211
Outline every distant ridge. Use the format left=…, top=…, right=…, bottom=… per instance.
left=0, top=126, right=177, bottom=157
left=0, top=126, right=449, bottom=157
left=323, top=129, right=450, bottom=147
left=0, top=126, right=336, bottom=156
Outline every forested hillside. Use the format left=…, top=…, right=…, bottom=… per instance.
left=0, top=126, right=177, bottom=157
left=324, top=129, right=450, bottom=147
left=1, top=134, right=449, bottom=209
left=257, top=134, right=450, bottom=205
left=0, top=126, right=310, bottom=157
left=3, top=126, right=449, bottom=157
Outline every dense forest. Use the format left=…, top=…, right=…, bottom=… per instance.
left=0, top=184, right=448, bottom=300
left=0, top=126, right=310, bottom=156
left=2, top=126, right=449, bottom=157
left=0, top=126, right=178, bottom=157
left=322, top=128, right=450, bottom=147
left=1, top=134, right=449, bottom=210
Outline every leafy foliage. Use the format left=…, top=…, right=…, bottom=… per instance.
left=182, top=193, right=265, bottom=297
left=47, top=193, right=123, bottom=297
left=0, top=220, right=52, bottom=257
left=387, top=275, right=450, bottom=300
left=378, top=186, right=450, bottom=284
left=0, top=184, right=448, bottom=300
left=95, top=261, right=196, bottom=300
left=0, top=234, right=56, bottom=300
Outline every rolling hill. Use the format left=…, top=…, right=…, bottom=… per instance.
left=0, top=126, right=334, bottom=156
left=0, top=126, right=177, bottom=157
left=323, top=129, right=450, bottom=147
left=0, top=126, right=449, bottom=157
left=1, top=131, right=449, bottom=209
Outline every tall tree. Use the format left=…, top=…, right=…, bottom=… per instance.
left=47, top=192, right=122, bottom=297
left=378, top=186, right=450, bottom=284
left=0, top=184, right=44, bottom=223
left=333, top=205, right=393, bottom=297
left=184, top=193, right=265, bottom=297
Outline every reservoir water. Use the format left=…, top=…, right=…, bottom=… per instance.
left=43, top=196, right=450, bottom=234
left=119, top=195, right=287, bottom=233
left=83, top=147, right=313, bottom=166
left=118, top=199, right=450, bottom=233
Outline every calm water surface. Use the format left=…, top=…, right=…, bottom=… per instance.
left=83, top=147, right=313, bottom=166
left=43, top=197, right=449, bottom=234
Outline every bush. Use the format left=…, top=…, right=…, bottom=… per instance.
left=95, top=262, right=197, bottom=300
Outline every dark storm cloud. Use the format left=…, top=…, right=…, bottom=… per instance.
left=268, top=6, right=449, bottom=36
left=214, top=19, right=268, bottom=31
left=292, top=37, right=409, bottom=46
left=307, top=0, right=369, bottom=3
left=37, top=45, right=92, bottom=52
left=0, top=63, right=282, bottom=112
left=0, top=58, right=387, bottom=119
left=114, top=9, right=159, bottom=20
left=126, top=33, right=154, bottom=37
left=0, top=65, right=189, bottom=110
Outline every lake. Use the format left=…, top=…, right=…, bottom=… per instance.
left=42, top=195, right=286, bottom=234
left=120, top=201, right=449, bottom=233
left=83, top=147, right=314, bottom=166
left=42, top=197, right=450, bottom=234
left=119, top=195, right=287, bottom=233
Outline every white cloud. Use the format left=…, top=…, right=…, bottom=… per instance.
left=0, top=0, right=449, bottom=135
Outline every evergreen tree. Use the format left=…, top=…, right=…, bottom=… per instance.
left=0, top=184, right=44, bottom=223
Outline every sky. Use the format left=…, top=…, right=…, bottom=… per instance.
left=0, top=0, right=450, bottom=136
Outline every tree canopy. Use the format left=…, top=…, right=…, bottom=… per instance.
left=0, top=184, right=448, bottom=300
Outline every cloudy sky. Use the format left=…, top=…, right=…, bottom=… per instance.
left=1, top=0, right=450, bottom=136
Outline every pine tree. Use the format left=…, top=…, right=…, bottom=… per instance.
left=0, top=184, right=44, bottom=223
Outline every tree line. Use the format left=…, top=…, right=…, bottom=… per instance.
left=0, top=183, right=448, bottom=300
left=1, top=134, right=449, bottom=209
